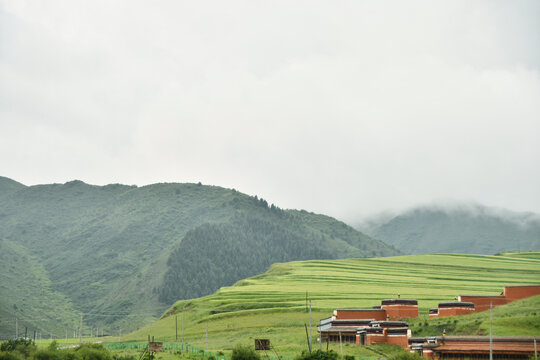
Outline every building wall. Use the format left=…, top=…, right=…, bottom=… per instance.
left=320, top=332, right=357, bottom=344
left=458, top=296, right=507, bottom=312
left=503, top=285, right=540, bottom=301
left=459, top=285, right=540, bottom=313
left=381, top=304, right=418, bottom=320
left=436, top=307, right=475, bottom=317
left=366, top=333, right=409, bottom=348
left=334, top=309, right=387, bottom=320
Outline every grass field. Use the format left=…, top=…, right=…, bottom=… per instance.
left=124, top=253, right=540, bottom=358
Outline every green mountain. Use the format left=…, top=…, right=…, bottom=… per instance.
left=0, top=176, right=398, bottom=339
left=358, top=204, right=540, bottom=255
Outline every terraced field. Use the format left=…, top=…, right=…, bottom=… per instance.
left=127, top=253, right=540, bottom=357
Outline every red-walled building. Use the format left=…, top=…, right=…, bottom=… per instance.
left=358, top=321, right=411, bottom=347
left=409, top=336, right=540, bottom=359
left=458, top=284, right=540, bottom=313
left=332, top=308, right=387, bottom=321
left=317, top=285, right=539, bottom=351
left=503, top=284, right=540, bottom=301
left=318, top=319, right=411, bottom=348
left=318, top=297, right=417, bottom=348
left=457, top=295, right=507, bottom=312
left=429, top=301, right=475, bottom=318
left=381, top=299, right=419, bottom=320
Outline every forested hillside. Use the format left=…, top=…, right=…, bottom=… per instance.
left=359, top=204, right=540, bottom=254
left=0, top=176, right=398, bottom=339
left=159, top=208, right=392, bottom=303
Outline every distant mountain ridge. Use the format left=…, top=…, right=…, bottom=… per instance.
left=358, top=203, right=540, bottom=255
left=0, top=176, right=398, bottom=339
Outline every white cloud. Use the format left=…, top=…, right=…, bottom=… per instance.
left=1, top=0, right=539, bottom=221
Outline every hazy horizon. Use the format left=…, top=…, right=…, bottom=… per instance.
left=1, top=1, right=539, bottom=221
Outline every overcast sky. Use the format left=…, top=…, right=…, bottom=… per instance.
left=1, top=1, right=539, bottom=222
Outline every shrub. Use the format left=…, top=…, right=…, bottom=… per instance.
left=387, top=351, right=423, bottom=360
left=74, top=344, right=111, bottom=360
left=112, top=355, right=136, bottom=360
left=1, top=340, right=35, bottom=353
left=0, top=351, right=24, bottom=360
left=32, top=350, right=58, bottom=360
left=294, top=350, right=338, bottom=360
left=231, top=345, right=260, bottom=360
left=0, top=339, right=36, bottom=359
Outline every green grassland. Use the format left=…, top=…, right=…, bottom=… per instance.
left=495, top=251, right=540, bottom=259
left=126, top=253, right=540, bottom=358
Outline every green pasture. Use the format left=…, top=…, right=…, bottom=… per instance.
left=496, top=251, right=540, bottom=260
left=126, top=253, right=540, bottom=357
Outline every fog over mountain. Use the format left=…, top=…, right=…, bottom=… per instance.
left=358, top=202, right=540, bottom=255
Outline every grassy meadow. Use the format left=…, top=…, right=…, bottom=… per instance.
left=124, top=253, right=540, bottom=358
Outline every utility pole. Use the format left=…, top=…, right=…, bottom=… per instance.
left=175, top=315, right=178, bottom=341
left=182, top=304, right=186, bottom=349
left=15, top=317, right=18, bottom=339
left=79, top=314, right=83, bottom=343
left=304, top=324, right=311, bottom=353
left=339, top=331, right=343, bottom=357
left=489, top=301, right=493, bottom=360
left=309, top=298, right=312, bottom=351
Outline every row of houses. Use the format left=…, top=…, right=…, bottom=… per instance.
left=409, top=336, right=539, bottom=359
left=317, top=285, right=540, bottom=359
left=429, top=285, right=540, bottom=318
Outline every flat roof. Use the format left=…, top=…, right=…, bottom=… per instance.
left=381, top=299, right=418, bottom=305
left=334, top=308, right=386, bottom=311
left=409, top=336, right=539, bottom=343
left=459, top=294, right=505, bottom=298
left=360, top=327, right=409, bottom=334
left=319, top=326, right=360, bottom=333
left=333, top=319, right=374, bottom=323
left=438, top=301, right=475, bottom=308
left=370, top=320, right=409, bottom=327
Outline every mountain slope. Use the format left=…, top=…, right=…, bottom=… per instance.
left=358, top=204, right=540, bottom=255
left=0, top=177, right=398, bottom=338
left=0, top=176, right=25, bottom=198
left=0, top=238, right=79, bottom=338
